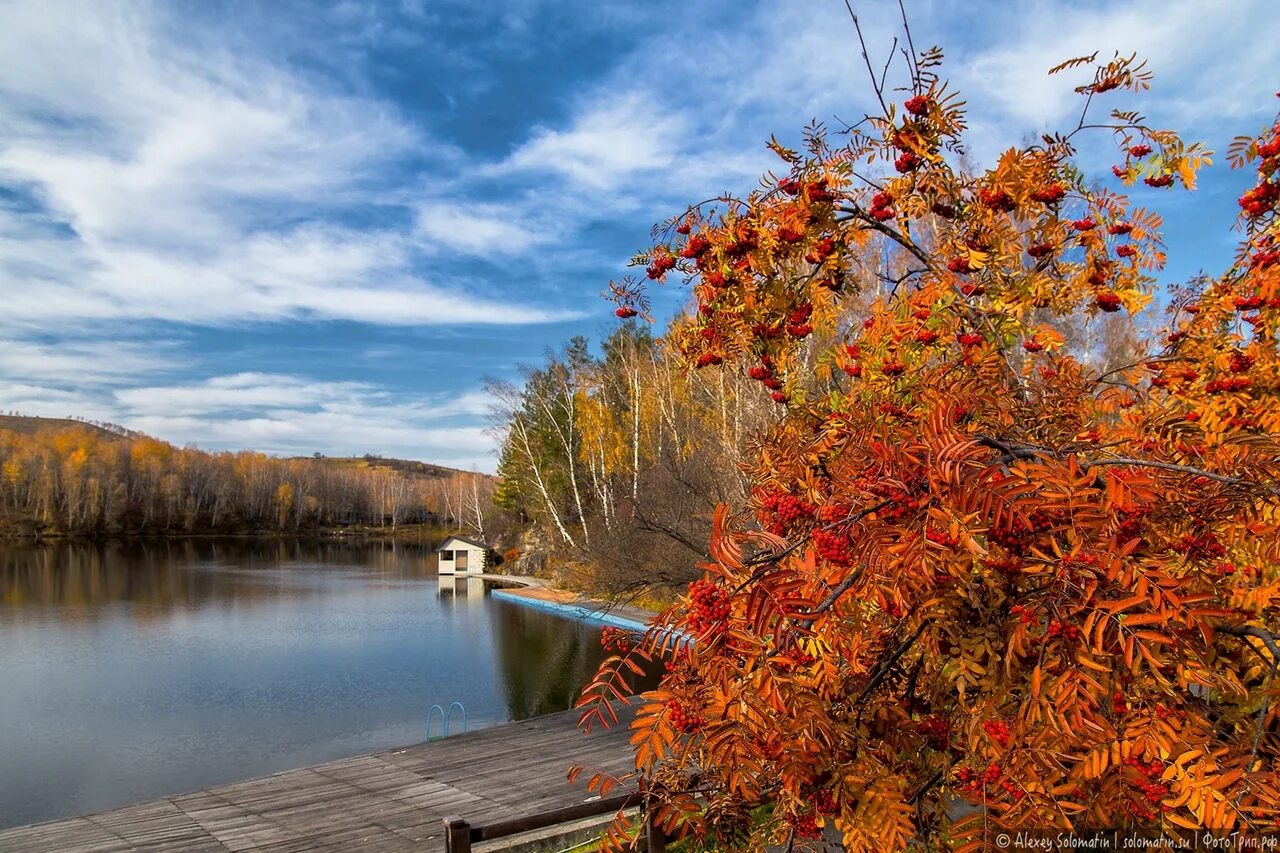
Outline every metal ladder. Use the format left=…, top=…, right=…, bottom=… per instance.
left=425, top=701, right=468, bottom=740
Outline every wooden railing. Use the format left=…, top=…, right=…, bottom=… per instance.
left=443, top=792, right=667, bottom=852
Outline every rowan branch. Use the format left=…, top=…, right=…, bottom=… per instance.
left=1216, top=624, right=1280, bottom=663
left=975, top=436, right=1280, bottom=497
left=844, top=0, right=891, bottom=117
left=1081, top=457, right=1280, bottom=496
left=853, top=620, right=932, bottom=728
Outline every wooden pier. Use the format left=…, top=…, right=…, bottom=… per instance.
left=0, top=703, right=640, bottom=852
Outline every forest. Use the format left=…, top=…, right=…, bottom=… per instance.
left=0, top=417, right=495, bottom=538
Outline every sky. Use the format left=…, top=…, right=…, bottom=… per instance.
left=1, top=0, right=1277, bottom=471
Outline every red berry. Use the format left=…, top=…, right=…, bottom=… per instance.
left=903, top=94, right=930, bottom=115
left=1030, top=183, right=1067, bottom=204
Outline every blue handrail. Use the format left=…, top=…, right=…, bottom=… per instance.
left=446, top=701, right=467, bottom=736
left=426, top=701, right=469, bottom=739
left=426, top=704, right=446, bottom=739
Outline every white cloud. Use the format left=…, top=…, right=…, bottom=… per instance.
left=415, top=200, right=551, bottom=255
left=504, top=92, right=688, bottom=189
left=94, top=373, right=500, bottom=469
left=0, top=0, right=576, bottom=330
left=0, top=338, right=173, bottom=385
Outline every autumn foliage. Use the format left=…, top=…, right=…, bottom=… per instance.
left=577, top=28, right=1280, bottom=853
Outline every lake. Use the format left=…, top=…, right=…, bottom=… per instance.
left=0, top=538, right=630, bottom=830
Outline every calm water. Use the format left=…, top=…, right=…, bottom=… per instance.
left=0, top=539, right=632, bottom=829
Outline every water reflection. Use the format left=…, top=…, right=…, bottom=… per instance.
left=0, top=538, right=629, bottom=829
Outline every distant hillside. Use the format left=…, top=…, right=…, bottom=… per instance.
left=0, top=415, right=483, bottom=479
left=0, top=415, right=130, bottom=440
left=300, top=455, right=482, bottom=482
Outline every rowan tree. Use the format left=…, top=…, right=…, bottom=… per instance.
left=577, top=20, right=1280, bottom=853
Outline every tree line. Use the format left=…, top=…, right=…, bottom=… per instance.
left=0, top=422, right=495, bottom=538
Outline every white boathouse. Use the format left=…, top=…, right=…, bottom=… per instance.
left=435, top=535, right=488, bottom=575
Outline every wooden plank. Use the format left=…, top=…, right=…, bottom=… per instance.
left=0, top=702, right=639, bottom=853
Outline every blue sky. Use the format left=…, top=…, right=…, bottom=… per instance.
left=1, top=0, right=1277, bottom=471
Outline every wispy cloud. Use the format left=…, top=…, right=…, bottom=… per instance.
left=0, top=0, right=577, bottom=330
left=26, top=372, right=502, bottom=470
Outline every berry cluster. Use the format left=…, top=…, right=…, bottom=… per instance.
left=979, top=187, right=1016, bottom=212
left=614, top=306, right=638, bottom=319
left=1230, top=351, right=1256, bottom=373
left=1060, top=553, right=1101, bottom=579
left=925, top=527, right=959, bottom=548
left=915, top=715, right=951, bottom=750
left=1173, top=532, right=1226, bottom=560
left=748, top=356, right=784, bottom=392
left=957, top=331, right=984, bottom=347
left=1030, top=183, right=1067, bottom=204
left=787, top=303, right=814, bottom=339
left=1144, top=174, right=1175, bottom=188
left=776, top=224, right=804, bottom=244
left=988, top=511, right=1057, bottom=556
left=1115, top=507, right=1149, bottom=546
left=687, top=579, right=731, bottom=635
left=680, top=233, right=711, bottom=259
left=1116, top=244, right=1137, bottom=258
left=983, top=719, right=1011, bottom=748
left=646, top=251, right=676, bottom=280
left=1027, top=242, right=1055, bottom=259
left=665, top=698, right=704, bottom=734
left=947, top=255, right=972, bottom=274
left=1240, top=179, right=1279, bottom=220
left=1124, top=758, right=1171, bottom=821
left=955, top=763, right=1024, bottom=801
left=1022, top=338, right=1045, bottom=352
left=787, top=812, right=822, bottom=839
left=869, top=190, right=895, bottom=221
left=1046, top=618, right=1082, bottom=642
left=986, top=555, right=1025, bottom=575
left=1009, top=603, right=1037, bottom=625
left=1205, top=375, right=1253, bottom=394
left=804, top=237, right=836, bottom=265
left=1112, top=691, right=1129, bottom=715
left=904, top=94, right=931, bottom=116
left=1095, top=291, right=1123, bottom=312
left=895, top=150, right=922, bottom=173
left=1250, top=235, right=1279, bottom=268
left=760, top=489, right=816, bottom=531
left=810, top=788, right=838, bottom=817
left=813, top=528, right=857, bottom=567
left=774, top=646, right=815, bottom=673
